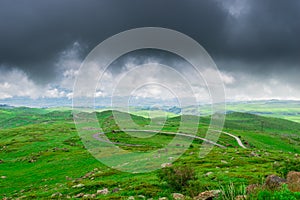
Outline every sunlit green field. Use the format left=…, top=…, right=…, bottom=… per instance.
left=1, top=107, right=300, bottom=199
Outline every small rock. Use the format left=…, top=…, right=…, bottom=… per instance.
left=83, top=172, right=93, bottom=179
left=204, top=172, right=213, bottom=177
left=194, top=190, right=221, bottom=200
left=72, top=183, right=85, bottom=188
left=221, top=160, right=228, bottom=164
left=246, top=184, right=261, bottom=194
left=161, top=163, right=172, bottom=168
left=138, top=195, right=146, bottom=199
left=74, top=193, right=84, bottom=198
left=264, top=175, right=286, bottom=190
left=249, top=151, right=259, bottom=157
left=235, top=195, right=247, bottom=200
left=1, top=176, right=6, bottom=179
left=172, top=193, right=185, bottom=199
left=128, top=196, right=135, bottom=200
left=112, top=187, right=120, bottom=193
left=97, top=188, right=109, bottom=195
left=287, top=171, right=300, bottom=192
left=83, top=194, right=92, bottom=198
left=51, top=192, right=62, bottom=198
left=158, top=198, right=168, bottom=200
left=168, top=157, right=174, bottom=161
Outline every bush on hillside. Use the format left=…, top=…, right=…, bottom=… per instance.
left=157, top=165, right=197, bottom=192
left=274, top=158, right=300, bottom=177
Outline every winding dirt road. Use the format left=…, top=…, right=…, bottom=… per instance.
left=211, top=129, right=247, bottom=149
left=92, top=129, right=247, bottom=149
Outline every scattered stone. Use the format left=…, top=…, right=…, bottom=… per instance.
left=264, top=152, right=270, bottom=156
left=273, top=161, right=280, bottom=168
left=249, top=151, right=259, bottom=157
left=97, top=188, right=109, bottom=195
left=1, top=176, right=6, bottom=179
left=28, top=159, right=36, bottom=163
left=138, top=195, right=146, bottom=199
left=264, top=175, right=286, bottom=190
left=161, top=163, right=172, bottom=168
left=221, top=160, right=228, bottom=164
left=51, top=192, right=62, bottom=198
left=246, top=184, right=261, bottom=194
left=204, top=172, right=213, bottom=177
left=82, top=172, right=93, bottom=179
left=112, top=187, right=120, bottom=193
left=172, top=193, right=185, bottom=199
left=74, top=193, right=84, bottom=198
left=168, top=157, right=174, bottom=161
left=194, top=190, right=221, bottom=200
left=235, top=195, right=247, bottom=200
left=72, top=183, right=85, bottom=188
left=83, top=194, right=94, bottom=199
left=128, top=196, right=135, bottom=200
left=287, top=171, right=300, bottom=192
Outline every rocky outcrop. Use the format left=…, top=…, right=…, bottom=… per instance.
left=194, top=190, right=221, bottom=200
left=246, top=184, right=261, bottom=194
left=161, top=163, right=172, bottom=168
left=97, top=188, right=109, bottom=195
left=264, top=174, right=286, bottom=190
left=287, top=171, right=300, bottom=192
left=172, top=193, right=185, bottom=199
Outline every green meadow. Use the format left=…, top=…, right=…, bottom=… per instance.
left=1, top=106, right=300, bottom=199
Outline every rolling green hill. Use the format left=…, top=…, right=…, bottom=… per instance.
left=0, top=108, right=300, bottom=199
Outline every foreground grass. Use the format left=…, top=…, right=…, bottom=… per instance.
left=0, top=109, right=300, bottom=199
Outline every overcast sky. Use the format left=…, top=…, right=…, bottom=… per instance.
left=0, top=0, right=300, bottom=103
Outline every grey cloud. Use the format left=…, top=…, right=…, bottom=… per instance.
left=0, top=0, right=299, bottom=100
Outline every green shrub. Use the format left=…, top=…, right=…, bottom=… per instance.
left=274, top=158, right=300, bottom=177
left=216, top=183, right=246, bottom=200
left=157, top=165, right=197, bottom=192
left=257, top=184, right=300, bottom=200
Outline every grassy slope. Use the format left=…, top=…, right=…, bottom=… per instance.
left=184, top=100, right=300, bottom=123
left=0, top=109, right=300, bottom=199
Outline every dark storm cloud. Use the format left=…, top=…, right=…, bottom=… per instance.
left=0, top=0, right=299, bottom=84
left=219, top=0, right=300, bottom=73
